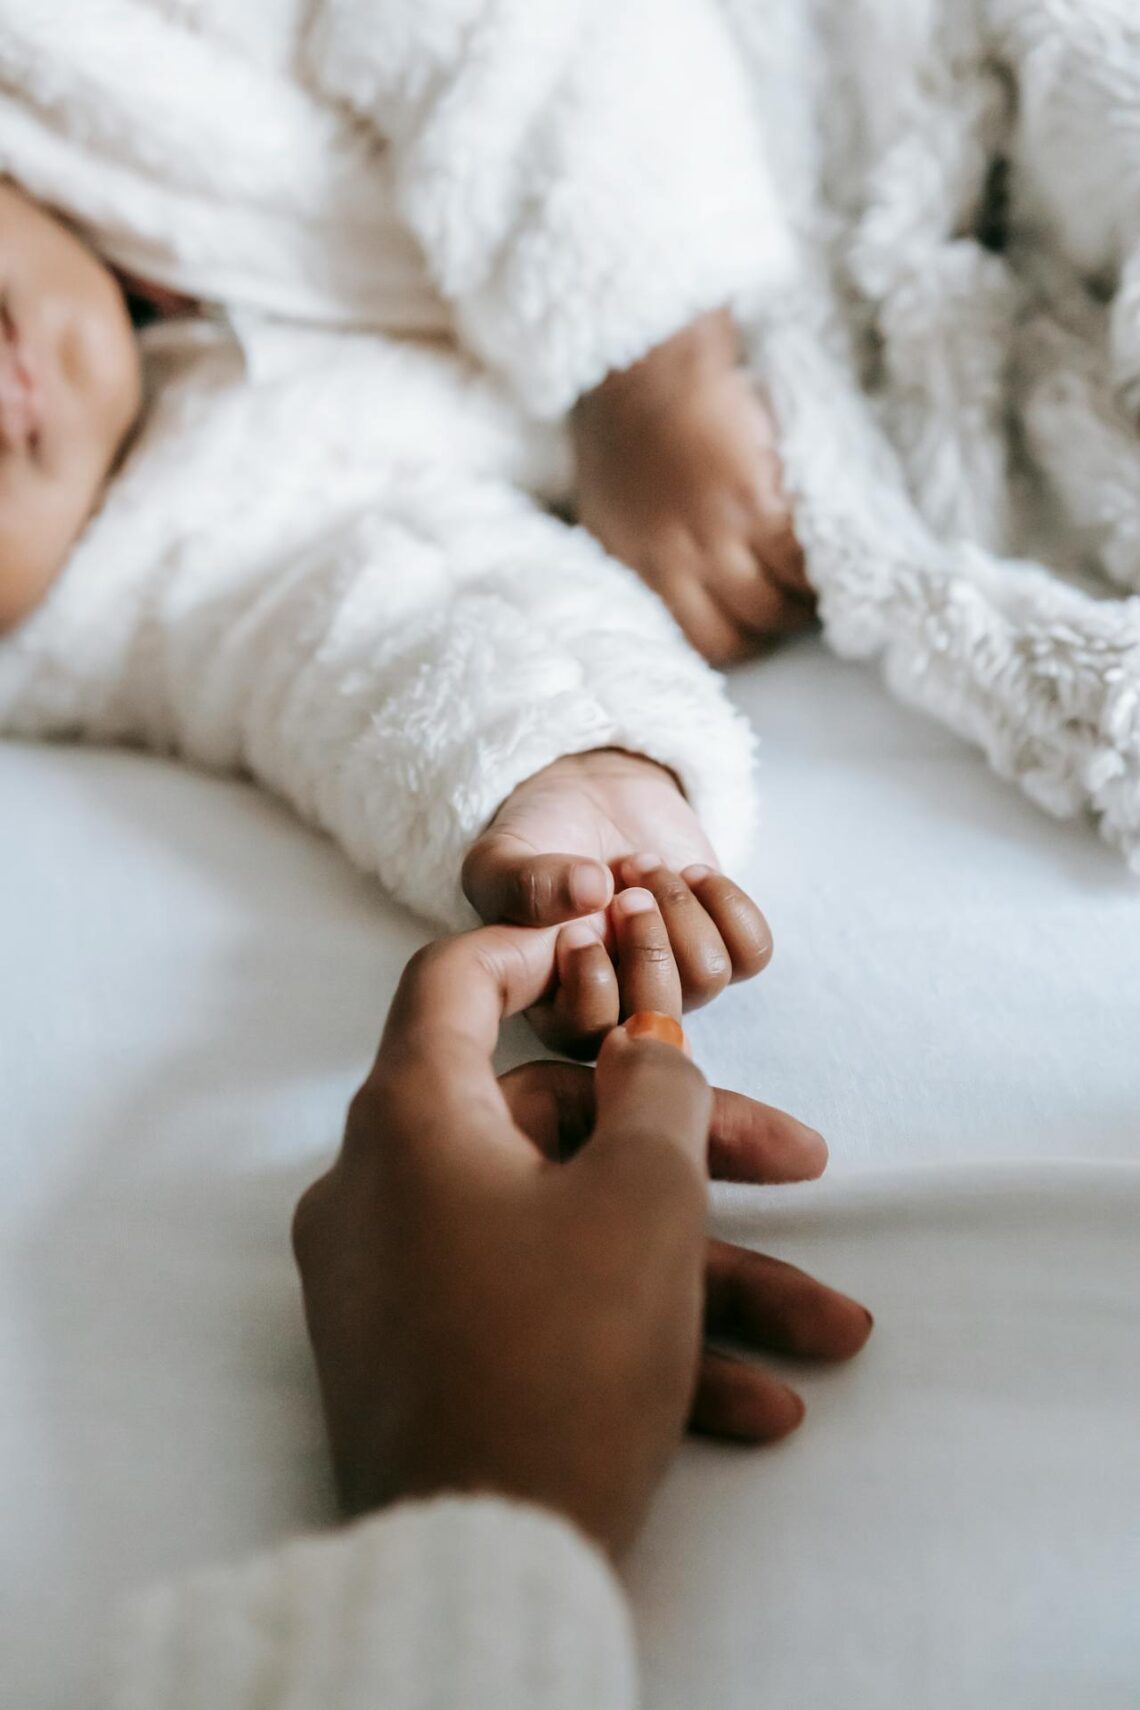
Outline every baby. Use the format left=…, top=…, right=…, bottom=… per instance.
left=0, top=174, right=794, bottom=1047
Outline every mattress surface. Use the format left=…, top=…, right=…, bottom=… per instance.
left=3, top=639, right=1137, bottom=1707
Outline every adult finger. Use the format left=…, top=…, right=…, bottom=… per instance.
left=380, top=928, right=560, bottom=1065
left=619, top=856, right=732, bottom=1009
left=704, top=1242, right=874, bottom=1361
left=498, top=1060, right=597, bottom=1161
left=611, top=888, right=683, bottom=1020
left=586, top=1023, right=712, bottom=1179
left=706, top=1088, right=828, bottom=1184
left=678, top=867, right=773, bottom=979
left=463, top=832, right=613, bottom=927
left=689, top=1350, right=805, bottom=1443
left=359, top=928, right=567, bottom=1161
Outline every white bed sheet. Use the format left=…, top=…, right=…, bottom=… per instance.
left=2, top=638, right=1138, bottom=1707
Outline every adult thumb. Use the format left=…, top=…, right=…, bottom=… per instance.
left=587, top=1023, right=713, bottom=1181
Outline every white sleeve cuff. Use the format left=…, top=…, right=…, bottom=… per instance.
left=310, top=502, right=759, bottom=929
left=108, top=1496, right=637, bottom=1710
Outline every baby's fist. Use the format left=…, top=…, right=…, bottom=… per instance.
left=463, top=748, right=771, bottom=1055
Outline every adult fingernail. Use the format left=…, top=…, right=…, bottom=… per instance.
left=681, top=863, right=713, bottom=883
left=561, top=920, right=600, bottom=952
left=623, top=852, right=661, bottom=880
left=571, top=863, right=611, bottom=911
left=614, top=887, right=656, bottom=916
left=624, top=1011, right=689, bottom=1053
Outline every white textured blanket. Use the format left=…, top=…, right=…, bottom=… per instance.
left=728, top=0, right=1140, bottom=867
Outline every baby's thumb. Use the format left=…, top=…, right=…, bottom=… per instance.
left=463, top=834, right=613, bottom=928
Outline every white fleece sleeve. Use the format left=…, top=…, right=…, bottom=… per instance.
left=303, top=0, right=794, bottom=416
left=0, top=334, right=756, bottom=930
left=107, top=1497, right=637, bottom=1710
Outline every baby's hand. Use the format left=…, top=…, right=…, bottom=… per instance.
left=572, top=309, right=815, bottom=666
left=531, top=865, right=767, bottom=1056
left=462, top=747, right=771, bottom=1054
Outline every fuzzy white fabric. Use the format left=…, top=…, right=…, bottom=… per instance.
left=0, top=0, right=784, bottom=927
left=108, top=1496, right=636, bottom=1710
left=722, top=0, right=1140, bottom=868
left=0, top=322, right=756, bottom=928
left=0, top=0, right=791, bottom=417
left=304, top=0, right=793, bottom=413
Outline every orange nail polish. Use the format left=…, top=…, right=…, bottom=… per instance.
left=624, top=1011, right=689, bottom=1055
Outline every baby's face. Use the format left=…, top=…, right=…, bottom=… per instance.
left=0, top=182, right=142, bottom=631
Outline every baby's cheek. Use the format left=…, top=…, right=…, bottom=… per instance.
left=0, top=473, right=88, bottom=629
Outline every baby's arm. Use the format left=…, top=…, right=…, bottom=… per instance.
left=0, top=352, right=758, bottom=939
left=305, top=2, right=805, bottom=666
left=305, top=0, right=792, bottom=420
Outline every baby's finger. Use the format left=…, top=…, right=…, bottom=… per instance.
left=750, top=504, right=814, bottom=599
left=463, top=833, right=613, bottom=928
left=738, top=568, right=817, bottom=640
left=689, top=1350, right=805, bottom=1444
left=704, top=1242, right=874, bottom=1362
left=620, top=855, right=731, bottom=1010
left=705, top=541, right=812, bottom=644
left=611, top=888, right=683, bottom=1019
left=552, top=922, right=620, bottom=1055
left=679, top=867, right=773, bottom=979
left=659, top=570, right=758, bottom=667
left=521, top=925, right=620, bottom=1061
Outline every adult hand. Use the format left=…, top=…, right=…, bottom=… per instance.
left=293, top=910, right=871, bottom=1559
